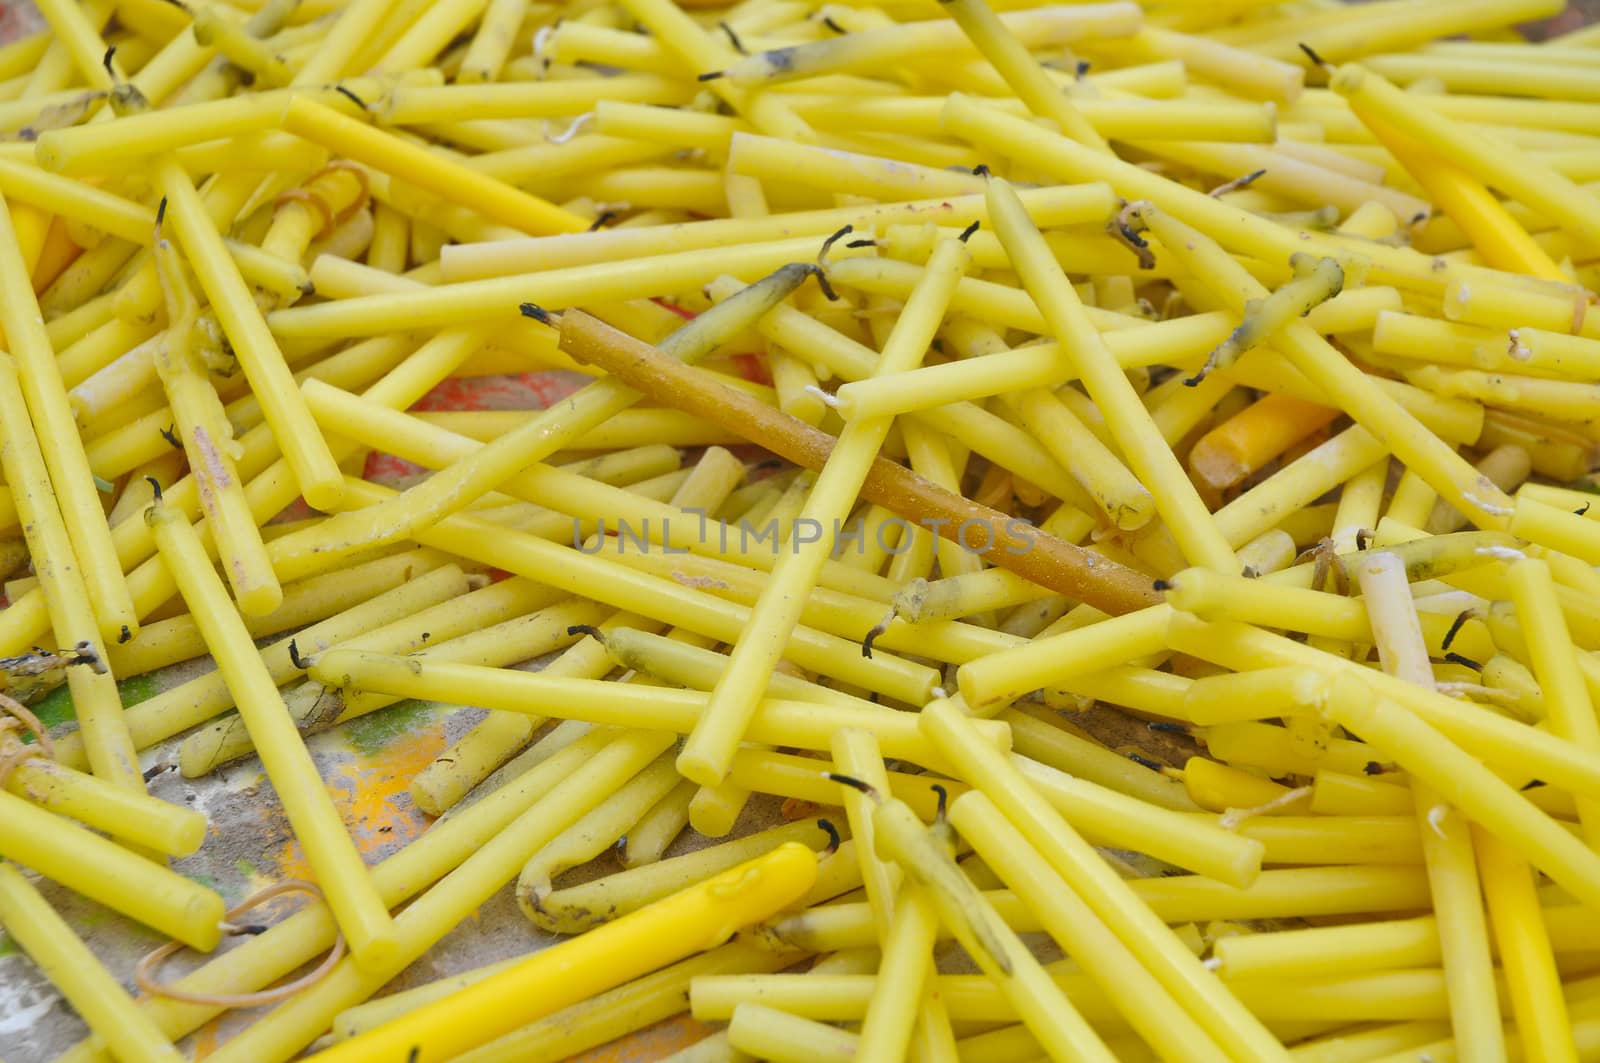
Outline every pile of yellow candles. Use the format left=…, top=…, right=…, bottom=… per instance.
left=3, top=0, right=1600, bottom=1058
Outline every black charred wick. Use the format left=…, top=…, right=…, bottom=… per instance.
left=1443, top=652, right=1482, bottom=670
left=972, top=164, right=990, bottom=178
left=588, top=211, right=618, bottom=231
left=1147, top=721, right=1190, bottom=734
left=958, top=220, right=980, bottom=243
left=1151, top=579, right=1172, bottom=592
left=567, top=624, right=604, bottom=640
left=817, top=817, right=841, bottom=855
left=930, top=783, right=949, bottom=821
left=160, top=424, right=181, bottom=449
left=718, top=21, right=747, bottom=54
left=103, top=47, right=116, bottom=76
left=819, top=224, right=853, bottom=260
left=118, top=625, right=131, bottom=645
left=519, top=302, right=553, bottom=324
left=1298, top=42, right=1330, bottom=68
left=1127, top=752, right=1163, bottom=771
left=156, top=196, right=167, bottom=226
left=334, top=84, right=367, bottom=109
left=825, top=771, right=877, bottom=798
left=288, top=638, right=309, bottom=669
left=145, top=476, right=163, bottom=502
left=822, top=15, right=846, bottom=33
left=804, top=262, right=840, bottom=302
left=697, top=69, right=725, bottom=82
left=1441, top=608, right=1473, bottom=651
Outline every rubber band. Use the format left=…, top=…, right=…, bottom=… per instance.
left=134, top=879, right=347, bottom=1009
left=0, top=690, right=55, bottom=789
left=273, top=188, right=336, bottom=243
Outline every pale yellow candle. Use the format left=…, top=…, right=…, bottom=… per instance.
left=146, top=497, right=397, bottom=969
left=1321, top=673, right=1600, bottom=914
left=1506, top=557, right=1600, bottom=847
left=861, top=782, right=1119, bottom=1063
left=936, top=0, right=1110, bottom=152
left=1356, top=550, right=1504, bottom=1062
left=727, top=1004, right=858, bottom=1063
left=949, top=789, right=1232, bottom=1063
left=0, top=191, right=136, bottom=641
left=986, top=177, right=1234, bottom=569
left=0, top=862, right=184, bottom=1063
left=1130, top=201, right=1514, bottom=531
left=282, top=98, right=587, bottom=237
left=830, top=729, right=901, bottom=937
left=0, top=353, right=141, bottom=792
left=151, top=228, right=279, bottom=615
left=154, top=158, right=343, bottom=510
left=855, top=883, right=939, bottom=1063
left=919, top=698, right=1290, bottom=1062
left=311, top=649, right=992, bottom=768
left=678, top=237, right=970, bottom=786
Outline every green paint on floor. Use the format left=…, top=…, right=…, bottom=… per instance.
left=344, top=699, right=435, bottom=758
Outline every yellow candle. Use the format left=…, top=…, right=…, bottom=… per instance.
left=1321, top=673, right=1600, bottom=913
left=200, top=730, right=674, bottom=1063
left=856, top=883, right=939, bottom=1062
left=727, top=1004, right=859, bottom=1063
left=830, top=729, right=901, bottom=937
left=311, top=648, right=996, bottom=767
left=0, top=353, right=142, bottom=791
left=151, top=227, right=280, bottom=616
left=986, top=177, right=1236, bottom=570
left=154, top=158, right=343, bottom=510
left=957, top=604, right=1171, bottom=709
left=441, top=184, right=1112, bottom=280
left=145, top=497, right=398, bottom=969
left=949, top=789, right=1232, bottom=1063
left=1506, top=557, right=1600, bottom=847
left=679, top=236, right=969, bottom=786
left=918, top=698, right=1291, bottom=1062
left=1355, top=550, right=1505, bottom=1062
left=858, top=780, right=1119, bottom=1063
left=1475, top=825, right=1577, bottom=1063
left=0, top=861, right=184, bottom=1063
left=1332, top=62, right=1600, bottom=250
left=302, top=842, right=816, bottom=1062
left=282, top=98, right=587, bottom=237
left=0, top=788, right=224, bottom=951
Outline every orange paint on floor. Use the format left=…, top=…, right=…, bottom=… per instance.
left=266, top=723, right=448, bottom=881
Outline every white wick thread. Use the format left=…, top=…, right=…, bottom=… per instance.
left=547, top=112, right=591, bottom=145
left=532, top=25, right=555, bottom=77
left=1218, top=785, right=1311, bottom=831
left=1475, top=545, right=1527, bottom=561
left=1462, top=492, right=1513, bottom=517
left=1427, top=804, right=1450, bottom=839
left=1202, top=956, right=1223, bottom=971
left=930, top=686, right=948, bottom=700
left=804, top=384, right=841, bottom=408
